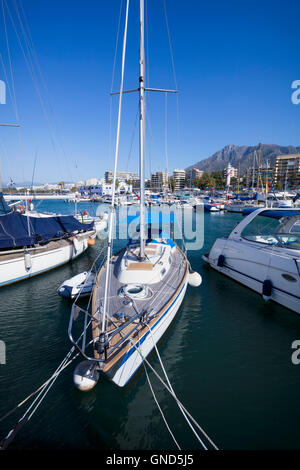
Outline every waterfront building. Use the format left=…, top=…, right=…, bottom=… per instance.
left=186, top=168, right=203, bottom=186
left=274, top=154, right=300, bottom=188
left=105, top=170, right=139, bottom=184
left=151, top=171, right=169, bottom=190
left=173, top=169, right=186, bottom=191
left=79, top=181, right=132, bottom=196
left=85, top=178, right=99, bottom=186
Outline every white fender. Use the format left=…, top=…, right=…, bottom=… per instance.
left=73, top=361, right=99, bottom=391
left=188, top=271, right=202, bottom=287
left=24, top=250, right=32, bottom=272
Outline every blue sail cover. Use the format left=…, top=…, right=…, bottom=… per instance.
left=0, top=212, right=94, bottom=250
left=0, top=212, right=36, bottom=248
left=57, top=216, right=94, bottom=234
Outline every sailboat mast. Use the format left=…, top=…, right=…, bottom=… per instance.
left=139, top=0, right=146, bottom=259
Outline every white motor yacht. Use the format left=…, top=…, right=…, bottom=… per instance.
left=203, top=208, right=300, bottom=314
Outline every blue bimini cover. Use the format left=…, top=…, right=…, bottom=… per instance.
left=0, top=212, right=36, bottom=248
left=57, top=216, right=94, bottom=234
left=0, top=213, right=94, bottom=250
left=28, top=216, right=66, bottom=243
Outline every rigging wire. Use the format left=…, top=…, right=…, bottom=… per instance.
left=1, top=0, right=26, bottom=188
left=164, top=92, right=170, bottom=189
left=162, top=0, right=181, bottom=164
left=0, top=350, right=79, bottom=450
left=102, top=0, right=130, bottom=334
left=3, top=0, right=72, bottom=182
left=109, top=0, right=124, bottom=163
left=145, top=0, right=152, bottom=184
left=145, top=103, right=153, bottom=190
left=125, top=103, right=139, bottom=172
left=15, top=0, right=75, bottom=184
left=0, top=244, right=107, bottom=450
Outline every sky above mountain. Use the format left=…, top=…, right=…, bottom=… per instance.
left=0, top=0, right=299, bottom=185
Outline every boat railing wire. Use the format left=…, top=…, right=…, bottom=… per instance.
left=68, top=241, right=187, bottom=365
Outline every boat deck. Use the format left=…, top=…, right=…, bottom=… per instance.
left=91, top=244, right=188, bottom=367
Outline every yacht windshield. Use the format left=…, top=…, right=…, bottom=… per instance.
left=241, top=213, right=300, bottom=250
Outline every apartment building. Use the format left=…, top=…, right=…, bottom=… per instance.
left=274, top=154, right=300, bottom=187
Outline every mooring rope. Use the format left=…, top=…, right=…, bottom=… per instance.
left=0, top=348, right=79, bottom=450
left=129, top=333, right=219, bottom=450
left=141, top=355, right=181, bottom=450
left=144, top=323, right=209, bottom=449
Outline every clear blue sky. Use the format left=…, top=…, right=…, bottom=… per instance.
left=0, top=0, right=299, bottom=185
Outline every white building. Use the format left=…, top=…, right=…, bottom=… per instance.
left=173, top=169, right=186, bottom=191
left=85, top=178, right=99, bottom=186
left=151, top=171, right=169, bottom=190
left=79, top=181, right=132, bottom=196
left=105, top=171, right=139, bottom=184
left=186, top=168, right=204, bottom=186
left=223, top=164, right=238, bottom=180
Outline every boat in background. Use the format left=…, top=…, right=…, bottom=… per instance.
left=203, top=208, right=300, bottom=314
left=20, top=205, right=108, bottom=235
left=58, top=271, right=96, bottom=299
left=204, top=203, right=220, bottom=212
left=74, top=211, right=108, bottom=233
left=225, top=200, right=265, bottom=213
left=0, top=193, right=95, bottom=287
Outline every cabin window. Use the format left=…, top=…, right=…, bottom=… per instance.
left=160, top=268, right=166, bottom=277
left=241, top=214, right=300, bottom=250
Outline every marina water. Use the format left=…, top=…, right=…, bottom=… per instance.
left=0, top=200, right=300, bottom=449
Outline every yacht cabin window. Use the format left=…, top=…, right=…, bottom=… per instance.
left=241, top=213, right=300, bottom=250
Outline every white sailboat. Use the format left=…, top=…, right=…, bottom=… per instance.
left=69, top=0, right=201, bottom=390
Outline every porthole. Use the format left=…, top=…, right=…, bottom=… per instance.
left=281, top=273, right=297, bottom=283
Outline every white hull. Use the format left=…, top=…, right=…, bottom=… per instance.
left=0, top=232, right=93, bottom=287
left=75, top=215, right=107, bottom=233
left=111, top=278, right=188, bottom=387
left=204, top=237, right=300, bottom=314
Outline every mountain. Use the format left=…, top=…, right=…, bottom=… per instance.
left=185, top=144, right=300, bottom=174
